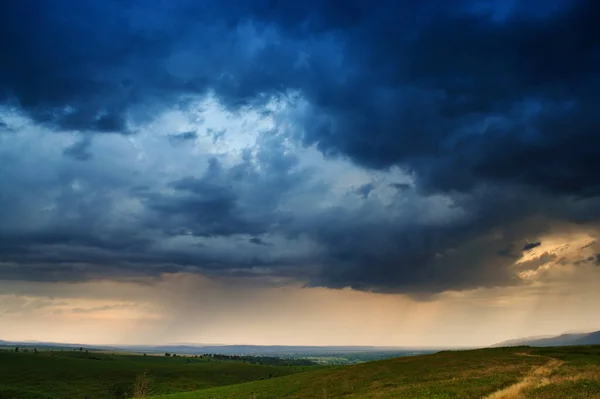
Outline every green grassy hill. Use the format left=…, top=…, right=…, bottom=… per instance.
left=2, top=346, right=599, bottom=399
left=153, top=346, right=600, bottom=399
left=0, top=349, right=315, bottom=399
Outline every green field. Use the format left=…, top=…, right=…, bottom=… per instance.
left=153, top=346, right=600, bottom=399
left=1, top=346, right=599, bottom=399
left=0, top=349, right=315, bottom=399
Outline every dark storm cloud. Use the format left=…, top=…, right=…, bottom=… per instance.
left=168, top=131, right=198, bottom=144
left=2, top=0, right=598, bottom=194
left=389, top=183, right=412, bottom=192
left=144, top=162, right=264, bottom=237
left=207, top=129, right=226, bottom=144
left=140, top=135, right=310, bottom=237
left=249, top=237, right=269, bottom=246
left=63, top=135, right=93, bottom=161
left=0, top=131, right=314, bottom=283
left=523, top=242, right=542, bottom=251
left=1, top=0, right=209, bottom=132
left=290, top=0, right=600, bottom=197
left=354, top=183, right=374, bottom=199
left=292, top=188, right=562, bottom=294
left=1, top=0, right=600, bottom=295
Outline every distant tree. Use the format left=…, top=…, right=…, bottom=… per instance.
left=14, top=347, right=19, bottom=352
left=33, top=348, right=38, bottom=353
left=164, top=352, right=171, bottom=357
left=143, top=353, right=147, bottom=356
left=79, top=347, right=83, bottom=352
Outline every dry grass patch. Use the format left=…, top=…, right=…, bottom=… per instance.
left=484, top=359, right=564, bottom=399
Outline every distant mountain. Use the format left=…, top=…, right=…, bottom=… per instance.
left=574, top=331, right=600, bottom=345
left=492, top=330, right=600, bottom=347
left=490, top=335, right=554, bottom=347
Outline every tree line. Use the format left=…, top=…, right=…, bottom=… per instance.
left=162, top=352, right=316, bottom=366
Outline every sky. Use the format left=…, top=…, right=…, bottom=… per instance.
left=0, top=0, right=600, bottom=348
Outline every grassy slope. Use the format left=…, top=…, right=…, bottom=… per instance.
left=2, top=346, right=599, bottom=399
left=154, top=347, right=554, bottom=399
left=522, top=346, right=600, bottom=399
left=0, top=350, right=314, bottom=399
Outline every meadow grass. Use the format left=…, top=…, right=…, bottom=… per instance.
left=153, top=347, right=552, bottom=399
left=0, top=350, right=314, bottom=399
left=2, top=346, right=599, bottom=399
left=520, top=346, right=600, bottom=399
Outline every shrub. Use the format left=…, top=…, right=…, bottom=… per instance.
left=133, top=371, right=152, bottom=398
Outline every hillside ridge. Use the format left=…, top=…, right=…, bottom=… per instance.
left=492, top=330, right=600, bottom=347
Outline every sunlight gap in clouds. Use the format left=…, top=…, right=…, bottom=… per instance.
left=516, top=228, right=598, bottom=280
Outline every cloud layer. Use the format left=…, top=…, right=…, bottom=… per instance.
left=1, top=0, right=599, bottom=296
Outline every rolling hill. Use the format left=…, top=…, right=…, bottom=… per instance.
left=0, top=349, right=314, bottom=398
left=152, top=346, right=600, bottom=399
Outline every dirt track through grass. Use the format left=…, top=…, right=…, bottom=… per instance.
left=484, top=356, right=564, bottom=399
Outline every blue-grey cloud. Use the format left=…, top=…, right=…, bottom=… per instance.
left=249, top=237, right=269, bottom=246
left=63, top=135, right=93, bottom=161
left=168, top=131, right=198, bottom=145
left=354, top=183, right=374, bottom=199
